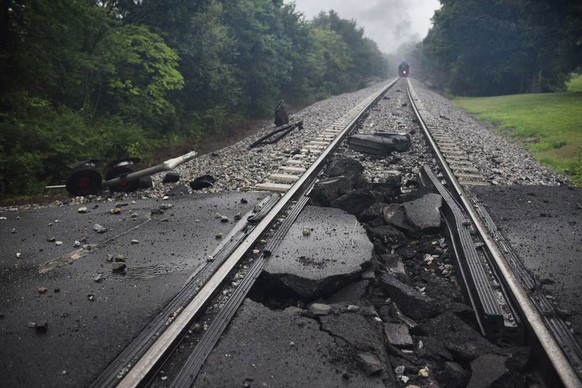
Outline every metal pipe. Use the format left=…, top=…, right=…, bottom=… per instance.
left=102, top=151, right=197, bottom=187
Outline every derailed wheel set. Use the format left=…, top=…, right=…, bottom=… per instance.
left=64, top=152, right=197, bottom=196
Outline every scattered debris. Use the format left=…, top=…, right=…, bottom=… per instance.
left=93, top=224, right=107, bottom=234
left=357, top=353, right=384, bottom=375
left=35, top=320, right=48, bottom=333
left=190, top=175, right=216, bottom=190
left=112, top=262, right=127, bottom=272
left=274, top=100, right=289, bottom=127
left=249, top=116, right=304, bottom=148
left=347, top=305, right=359, bottom=312
left=166, top=185, right=189, bottom=197
left=163, top=171, right=180, bottom=184
left=384, top=322, right=414, bottom=348
left=309, top=303, right=332, bottom=316
left=348, top=132, right=411, bottom=155
left=418, top=367, right=430, bottom=378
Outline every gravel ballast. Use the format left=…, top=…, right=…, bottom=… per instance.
left=1, top=78, right=567, bottom=212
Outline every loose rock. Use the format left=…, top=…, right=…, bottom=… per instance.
left=309, top=303, right=332, bottom=316
left=112, top=262, right=127, bottom=272
left=35, top=320, right=48, bottom=333
left=93, top=224, right=107, bottom=234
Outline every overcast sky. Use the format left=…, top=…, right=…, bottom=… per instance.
left=286, top=0, right=441, bottom=54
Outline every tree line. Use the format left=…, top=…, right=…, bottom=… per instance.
left=407, top=0, right=582, bottom=96
left=0, top=0, right=388, bottom=197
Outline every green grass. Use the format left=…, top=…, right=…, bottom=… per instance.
left=452, top=92, right=582, bottom=186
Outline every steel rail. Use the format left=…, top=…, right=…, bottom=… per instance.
left=115, top=79, right=398, bottom=388
left=406, top=78, right=581, bottom=387
left=169, top=193, right=312, bottom=387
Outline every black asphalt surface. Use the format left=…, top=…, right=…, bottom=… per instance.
left=263, top=205, right=374, bottom=298
left=473, top=185, right=582, bottom=340
left=195, top=299, right=389, bottom=388
left=2, top=184, right=581, bottom=387
left=0, top=192, right=268, bottom=388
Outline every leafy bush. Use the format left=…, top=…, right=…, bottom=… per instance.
left=0, top=0, right=389, bottom=199
left=0, top=100, right=156, bottom=197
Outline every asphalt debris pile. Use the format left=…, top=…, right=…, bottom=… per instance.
left=242, top=157, right=534, bottom=387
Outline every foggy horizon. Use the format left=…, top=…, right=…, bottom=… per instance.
left=286, top=0, right=441, bottom=54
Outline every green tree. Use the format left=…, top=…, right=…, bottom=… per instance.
left=422, top=0, right=582, bottom=95
left=310, top=27, right=353, bottom=95
left=0, top=0, right=392, bottom=198
left=221, top=0, right=293, bottom=116
left=312, top=11, right=387, bottom=89
left=93, top=24, right=184, bottom=128
left=0, top=0, right=184, bottom=197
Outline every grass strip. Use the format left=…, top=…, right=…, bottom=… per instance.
left=453, top=92, right=582, bottom=186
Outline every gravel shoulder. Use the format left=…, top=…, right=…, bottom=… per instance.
left=1, top=79, right=569, bottom=213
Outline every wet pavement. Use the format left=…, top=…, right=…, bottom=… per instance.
left=0, top=192, right=268, bottom=388
left=195, top=299, right=391, bottom=388
left=2, top=184, right=581, bottom=387
left=472, top=185, right=582, bottom=341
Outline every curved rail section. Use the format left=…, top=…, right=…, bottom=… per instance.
left=407, top=78, right=582, bottom=387
left=92, top=79, right=399, bottom=388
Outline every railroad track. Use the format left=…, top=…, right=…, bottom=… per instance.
left=89, top=77, right=581, bottom=387
left=406, top=78, right=582, bottom=386
left=91, top=79, right=398, bottom=387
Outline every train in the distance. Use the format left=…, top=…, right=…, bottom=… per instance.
left=398, top=61, right=409, bottom=77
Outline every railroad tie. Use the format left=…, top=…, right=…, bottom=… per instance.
left=279, top=166, right=306, bottom=174
left=309, top=141, right=329, bottom=146
left=441, top=149, right=467, bottom=156
left=268, top=173, right=300, bottom=183
left=447, top=157, right=473, bottom=164
left=300, top=148, right=323, bottom=155
left=255, top=182, right=292, bottom=192
left=458, top=180, right=489, bottom=186
left=285, top=159, right=305, bottom=165
left=304, top=144, right=327, bottom=150
left=452, top=166, right=480, bottom=174
left=455, top=172, right=485, bottom=179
